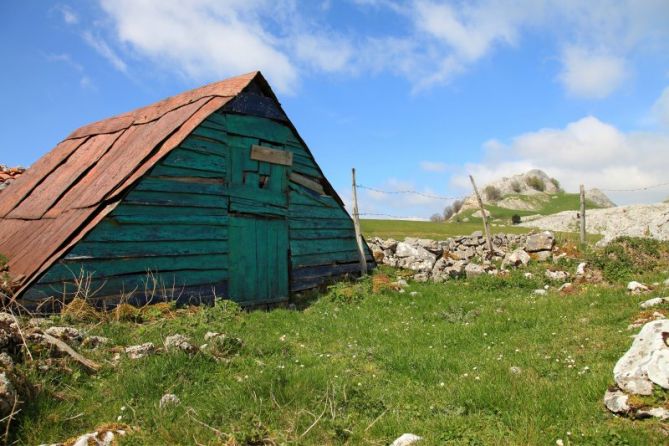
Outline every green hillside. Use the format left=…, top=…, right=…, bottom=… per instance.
left=458, top=192, right=601, bottom=224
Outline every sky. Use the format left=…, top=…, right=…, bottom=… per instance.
left=1, top=0, right=669, bottom=219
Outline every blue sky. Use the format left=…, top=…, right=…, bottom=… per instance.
left=2, top=1, right=669, bottom=218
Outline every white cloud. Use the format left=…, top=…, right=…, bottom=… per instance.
left=451, top=115, right=669, bottom=204
left=82, top=30, right=127, bottom=73
left=558, top=46, right=628, bottom=98
left=652, top=86, right=669, bottom=128
left=293, top=34, right=354, bottom=73
left=420, top=161, right=447, bottom=172
left=57, top=5, right=79, bottom=25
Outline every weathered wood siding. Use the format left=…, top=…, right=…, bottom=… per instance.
left=24, top=103, right=373, bottom=306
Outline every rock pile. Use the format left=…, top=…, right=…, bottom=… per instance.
left=605, top=319, right=669, bottom=420
left=0, top=165, right=25, bottom=192
left=367, top=231, right=556, bottom=282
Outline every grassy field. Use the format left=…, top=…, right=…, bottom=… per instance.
left=360, top=218, right=600, bottom=245
left=360, top=219, right=529, bottom=240
left=12, top=240, right=669, bottom=445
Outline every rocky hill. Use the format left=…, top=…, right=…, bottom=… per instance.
left=519, top=203, right=669, bottom=244
left=452, top=169, right=615, bottom=220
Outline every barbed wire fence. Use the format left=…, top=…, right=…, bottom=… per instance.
left=348, top=168, right=669, bottom=261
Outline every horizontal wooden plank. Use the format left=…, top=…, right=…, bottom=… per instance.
left=289, top=204, right=350, bottom=218
left=85, top=222, right=228, bottom=242
left=111, top=203, right=228, bottom=217
left=289, top=188, right=337, bottom=208
left=148, top=164, right=224, bottom=179
left=290, top=228, right=355, bottom=239
left=161, top=146, right=227, bottom=173
left=40, top=254, right=229, bottom=284
left=291, top=250, right=373, bottom=268
left=288, top=217, right=353, bottom=229
left=180, top=135, right=227, bottom=156
left=224, top=114, right=294, bottom=144
left=109, top=215, right=229, bottom=226
left=292, top=262, right=366, bottom=280
left=191, top=126, right=228, bottom=144
left=124, top=190, right=229, bottom=208
left=291, top=238, right=358, bottom=256
left=67, top=240, right=228, bottom=258
left=290, top=172, right=324, bottom=195
left=228, top=185, right=287, bottom=207
left=250, top=145, right=293, bottom=166
left=229, top=197, right=288, bottom=217
left=24, top=270, right=229, bottom=303
left=133, top=176, right=226, bottom=195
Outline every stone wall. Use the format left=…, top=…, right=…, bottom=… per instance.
left=367, top=231, right=556, bottom=282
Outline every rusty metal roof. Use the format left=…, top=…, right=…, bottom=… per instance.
left=0, top=71, right=264, bottom=296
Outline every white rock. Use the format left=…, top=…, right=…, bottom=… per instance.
left=159, top=393, right=180, bottom=408
left=664, top=278, right=669, bottom=287
left=558, top=283, right=573, bottom=292
left=604, top=389, right=630, bottom=413
left=627, top=281, right=650, bottom=293
left=545, top=270, right=569, bottom=281
left=638, top=407, right=669, bottom=420
left=45, top=326, right=83, bottom=344
left=533, top=289, right=547, bottom=295
left=509, top=366, right=522, bottom=375
left=525, top=231, right=555, bottom=252
left=0, top=372, right=16, bottom=417
left=390, top=433, right=422, bottom=446
left=409, top=291, right=419, bottom=297
left=125, top=342, right=156, bottom=359
left=165, top=334, right=198, bottom=354
left=502, top=249, right=530, bottom=268
left=639, top=297, right=669, bottom=309
left=613, top=319, right=669, bottom=395
left=465, top=263, right=485, bottom=279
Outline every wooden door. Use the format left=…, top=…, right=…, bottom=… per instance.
left=228, top=216, right=289, bottom=304
left=227, top=143, right=291, bottom=304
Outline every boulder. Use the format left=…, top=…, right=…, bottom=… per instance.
left=412, top=273, right=429, bottom=283
left=390, top=433, right=422, bottom=446
left=380, top=238, right=398, bottom=251
left=545, top=270, right=569, bottom=281
left=576, top=262, right=587, bottom=276
left=613, top=319, right=669, bottom=395
left=534, top=250, right=552, bottom=262
left=125, top=342, right=156, bottom=359
left=465, top=263, right=485, bottom=279
left=627, top=281, right=650, bottom=294
left=0, top=372, right=16, bottom=418
left=451, top=247, right=476, bottom=261
left=604, top=389, right=630, bottom=414
left=524, top=231, right=554, bottom=252
left=640, top=297, right=669, bottom=309
left=502, top=249, right=530, bottom=268
left=165, top=334, right=198, bottom=355
left=82, top=336, right=110, bottom=349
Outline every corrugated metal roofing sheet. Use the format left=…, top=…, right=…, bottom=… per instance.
left=0, top=71, right=262, bottom=296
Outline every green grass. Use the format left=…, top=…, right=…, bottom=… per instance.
left=13, top=263, right=669, bottom=445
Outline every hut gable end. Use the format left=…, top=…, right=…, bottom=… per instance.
left=4, top=72, right=373, bottom=308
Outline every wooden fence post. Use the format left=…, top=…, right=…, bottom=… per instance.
left=579, top=184, right=586, bottom=245
left=351, top=168, right=368, bottom=277
left=469, top=175, right=494, bottom=255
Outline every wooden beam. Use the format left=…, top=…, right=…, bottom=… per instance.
left=469, top=175, right=494, bottom=256
left=289, top=172, right=325, bottom=195
left=579, top=184, right=586, bottom=245
left=352, top=168, right=368, bottom=277
left=250, top=145, right=293, bottom=166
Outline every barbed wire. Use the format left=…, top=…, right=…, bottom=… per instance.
left=598, top=181, right=669, bottom=193
left=356, top=184, right=465, bottom=201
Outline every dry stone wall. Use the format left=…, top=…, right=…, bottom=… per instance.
left=367, top=231, right=556, bottom=282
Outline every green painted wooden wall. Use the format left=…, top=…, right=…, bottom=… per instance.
left=24, top=105, right=373, bottom=307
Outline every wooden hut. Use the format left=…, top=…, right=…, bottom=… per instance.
left=0, top=72, right=374, bottom=308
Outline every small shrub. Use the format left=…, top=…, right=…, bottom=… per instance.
left=526, top=176, right=546, bottom=191
left=452, top=199, right=463, bottom=214
left=586, top=236, right=669, bottom=282
left=443, top=205, right=454, bottom=220
left=483, top=185, right=502, bottom=201
left=511, top=180, right=522, bottom=193
left=430, top=213, right=444, bottom=222
left=550, top=177, right=561, bottom=190
left=511, top=214, right=521, bottom=225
